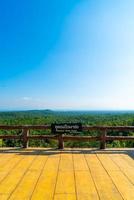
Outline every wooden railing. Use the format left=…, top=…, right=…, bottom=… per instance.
left=0, top=125, right=134, bottom=149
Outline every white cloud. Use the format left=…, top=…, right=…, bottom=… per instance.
left=22, top=97, right=32, bottom=101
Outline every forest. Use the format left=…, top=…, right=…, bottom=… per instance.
left=0, top=110, right=134, bottom=148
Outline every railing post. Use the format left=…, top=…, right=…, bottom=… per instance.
left=22, top=128, right=29, bottom=148
left=100, top=130, right=106, bottom=149
left=58, top=134, right=64, bottom=149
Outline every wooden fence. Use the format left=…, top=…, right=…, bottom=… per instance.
left=0, top=125, right=134, bottom=149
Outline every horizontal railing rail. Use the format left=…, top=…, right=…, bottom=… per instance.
left=0, top=125, right=134, bottom=149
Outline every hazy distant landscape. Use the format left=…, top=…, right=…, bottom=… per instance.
left=0, top=110, right=134, bottom=148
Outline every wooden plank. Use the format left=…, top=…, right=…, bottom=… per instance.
left=63, top=136, right=99, bottom=141
left=0, top=136, right=20, bottom=139
left=55, top=171, right=76, bottom=194
left=96, top=154, right=120, bottom=171
left=120, top=154, right=134, bottom=184
left=54, top=194, right=76, bottom=200
left=59, top=152, right=73, bottom=171
left=31, top=171, right=58, bottom=200
left=85, top=154, right=104, bottom=173
left=96, top=153, right=134, bottom=197
left=31, top=156, right=60, bottom=200
left=0, top=154, right=24, bottom=183
left=0, top=153, right=16, bottom=167
left=0, top=125, right=51, bottom=130
left=121, top=154, right=134, bottom=167
left=73, top=150, right=99, bottom=200
left=121, top=169, right=134, bottom=184
left=83, top=126, right=134, bottom=131
left=0, top=194, right=9, bottom=200
left=54, top=151, right=76, bottom=198
left=28, top=135, right=58, bottom=139
left=109, top=171, right=134, bottom=200
left=75, top=171, right=99, bottom=200
left=44, top=157, right=60, bottom=172
left=73, top=153, right=89, bottom=171
left=106, top=136, right=134, bottom=141
left=9, top=154, right=48, bottom=200
left=1, top=125, right=134, bottom=131
left=108, top=153, right=134, bottom=185
left=0, top=154, right=37, bottom=199
left=85, top=154, right=123, bottom=200
left=109, top=154, right=133, bottom=169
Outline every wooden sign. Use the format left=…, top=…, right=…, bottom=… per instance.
left=51, top=123, right=82, bottom=134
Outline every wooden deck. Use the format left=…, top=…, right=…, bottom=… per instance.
left=0, top=148, right=133, bottom=200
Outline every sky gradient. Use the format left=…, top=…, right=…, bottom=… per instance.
left=0, top=0, right=134, bottom=110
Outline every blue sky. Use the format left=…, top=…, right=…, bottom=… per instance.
left=0, top=0, right=134, bottom=110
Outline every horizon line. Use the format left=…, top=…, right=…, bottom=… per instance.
left=1, top=109, right=134, bottom=112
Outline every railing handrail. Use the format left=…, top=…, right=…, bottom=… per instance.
left=1, top=124, right=134, bottom=130
left=0, top=125, right=134, bottom=149
left=0, top=125, right=51, bottom=130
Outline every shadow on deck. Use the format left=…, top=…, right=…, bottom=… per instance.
left=0, top=147, right=134, bottom=158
